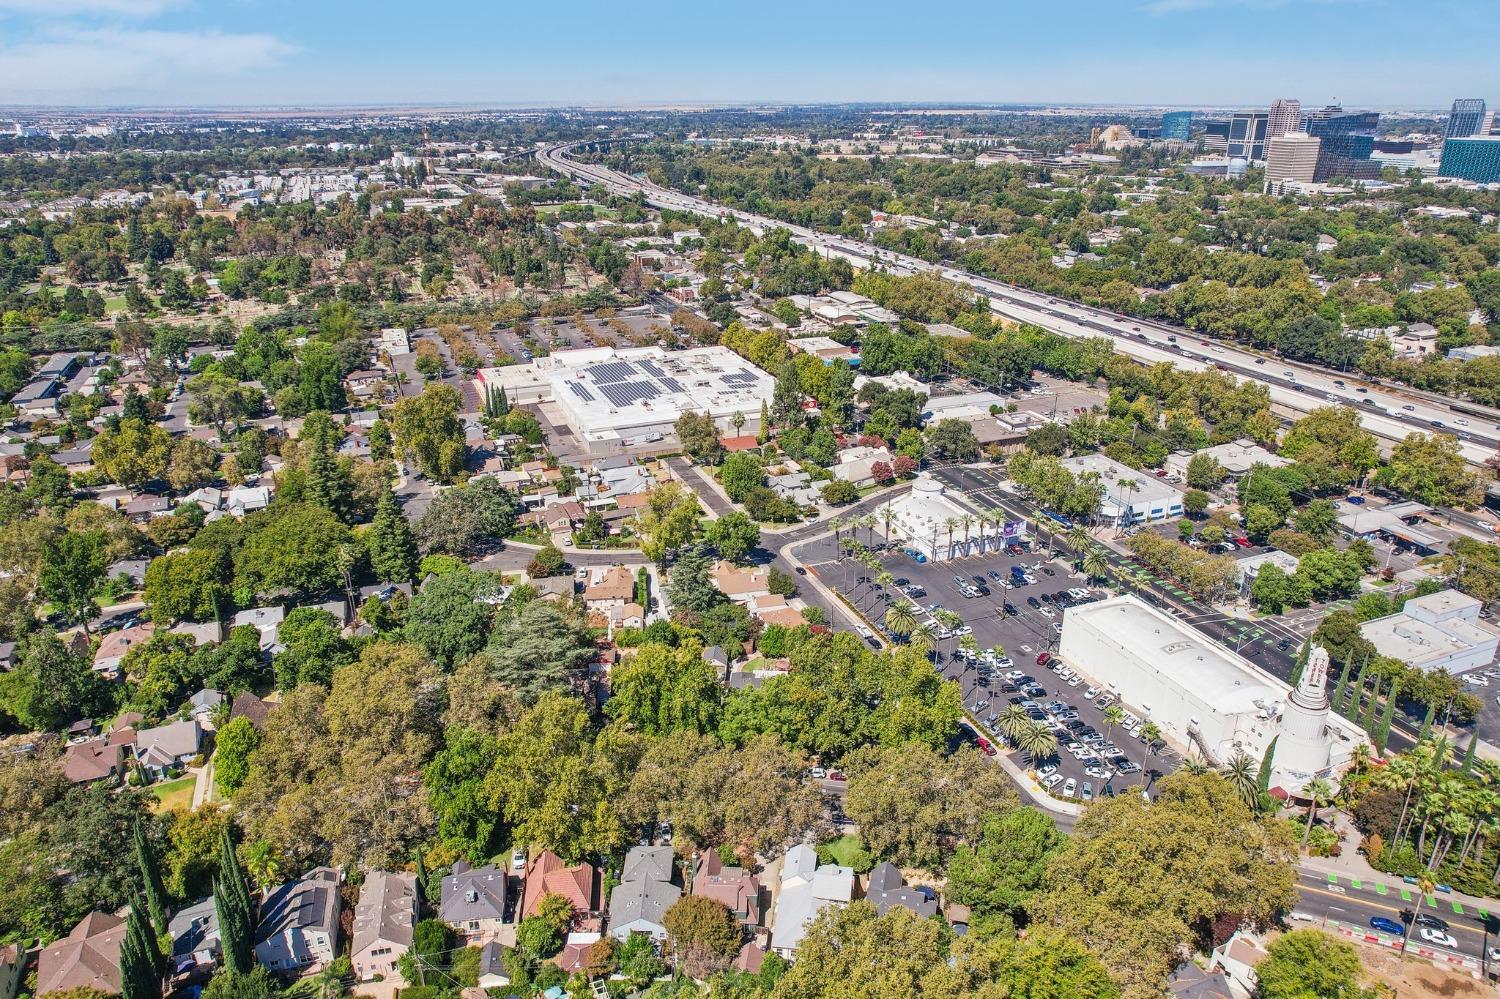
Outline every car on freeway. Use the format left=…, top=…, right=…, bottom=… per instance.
left=1369, top=916, right=1403, bottom=935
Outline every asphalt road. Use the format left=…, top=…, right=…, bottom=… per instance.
left=1294, top=869, right=1499, bottom=972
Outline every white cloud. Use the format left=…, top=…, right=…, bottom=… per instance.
left=0, top=0, right=184, bottom=15
left=0, top=26, right=295, bottom=101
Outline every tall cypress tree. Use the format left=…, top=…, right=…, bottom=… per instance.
left=1288, top=639, right=1310, bottom=689
left=1463, top=728, right=1480, bottom=774
left=368, top=487, right=418, bottom=583
left=134, top=819, right=169, bottom=941
left=120, top=899, right=162, bottom=999
left=1330, top=656, right=1355, bottom=718
left=1376, top=678, right=1401, bottom=755
left=1360, top=674, right=1382, bottom=733
left=1257, top=735, right=1279, bottom=802
left=219, top=827, right=252, bottom=925
left=214, top=878, right=251, bottom=974
left=1344, top=659, right=1370, bottom=717
left=1418, top=702, right=1436, bottom=742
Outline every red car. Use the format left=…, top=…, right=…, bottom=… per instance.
left=1036, top=652, right=1052, bottom=666
left=1233, top=536, right=1252, bottom=548
left=976, top=737, right=997, bottom=757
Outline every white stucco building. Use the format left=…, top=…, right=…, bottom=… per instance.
left=878, top=473, right=1025, bottom=562
left=1058, top=595, right=1366, bottom=795
left=1361, top=589, right=1500, bottom=675
left=1060, top=454, right=1184, bottom=525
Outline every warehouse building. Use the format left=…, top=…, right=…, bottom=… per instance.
left=1058, top=595, right=1366, bottom=795
left=476, top=345, right=775, bottom=452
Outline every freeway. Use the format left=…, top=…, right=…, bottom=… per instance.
left=538, top=141, right=1500, bottom=470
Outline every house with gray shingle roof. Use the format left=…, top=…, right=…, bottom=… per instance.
left=607, top=846, right=679, bottom=942
left=254, top=867, right=341, bottom=974
left=440, top=861, right=507, bottom=944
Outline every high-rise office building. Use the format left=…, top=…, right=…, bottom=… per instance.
left=1447, top=99, right=1487, bottom=138
left=1301, top=105, right=1381, bottom=181
left=1160, top=111, right=1193, bottom=141
left=1263, top=133, right=1321, bottom=192
left=1228, top=112, right=1269, bottom=161
left=1439, top=136, right=1500, bottom=183
left=1267, top=99, right=1302, bottom=138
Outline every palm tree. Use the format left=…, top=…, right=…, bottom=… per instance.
left=1102, top=705, right=1124, bottom=747
left=861, top=514, right=878, bottom=550
left=988, top=643, right=1006, bottom=661
left=943, top=517, right=958, bottom=560
left=886, top=603, right=917, bottom=639
left=1301, top=777, right=1335, bottom=847
left=1221, top=751, right=1260, bottom=810
left=958, top=633, right=979, bottom=661
left=1116, top=478, right=1139, bottom=537
left=1400, top=874, right=1436, bottom=957
left=960, top=514, right=974, bottom=556
left=1180, top=758, right=1210, bottom=776
left=1083, top=548, right=1109, bottom=581
left=908, top=624, right=935, bottom=657
left=1139, top=722, right=1163, bottom=756
left=1066, top=525, right=1092, bottom=557
left=1019, top=721, right=1058, bottom=766
left=998, top=705, right=1031, bottom=745
left=880, top=501, right=896, bottom=549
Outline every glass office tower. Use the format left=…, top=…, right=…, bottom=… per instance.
left=1160, top=111, right=1193, bottom=141
left=1447, top=99, right=1487, bottom=138
left=1227, top=112, right=1269, bottom=161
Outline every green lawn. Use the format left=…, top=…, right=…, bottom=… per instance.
left=150, top=775, right=196, bottom=813
left=818, top=834, right=869, bottom=869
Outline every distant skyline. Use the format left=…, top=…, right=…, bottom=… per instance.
left=1, top=0, right=1497, bottom=109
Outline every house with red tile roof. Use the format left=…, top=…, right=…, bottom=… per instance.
left=520, top=851, right=599, bottom=924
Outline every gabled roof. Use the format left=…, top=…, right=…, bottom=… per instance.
left=256, top=867, right=341, bottom=943
left=352, top=871, right=418, bottom=955
left=621, top=845, right=674, bottom=884
left=521, top=851, right=597, bottom=919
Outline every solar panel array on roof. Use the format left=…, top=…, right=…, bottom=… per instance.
left=599, top=380, right=659, bottom=407
left=661, top=377, right=685, bottom=393
left=720, top=371, right=759, bottom=385
left=593, top=361, right=637, bottom=384
left=638, top=359, right=665, bottom=377
left=568, top=382, right=595, bottom=402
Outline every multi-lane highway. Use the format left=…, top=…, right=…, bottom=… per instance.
left=538, top=140, right=1500, bottom=471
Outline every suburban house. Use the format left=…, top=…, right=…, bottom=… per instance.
left=93, top=621, right=156, bottom=677
left=439, top=861, right=508, bottom=944
left=832, top=446, right=895, bottom=487
left=169, top=896, right=222, bottom=974
left=477, top=942, right=510, bottom=989
left=233, top=606, right=285, bottom=652
left=711, top=561, right=771, bottom=603
left=228, top=691, right=277, bottom=731
left=692, top=853, right=761, bottom=927
left=768, top=845, right=852, bottom=958
left=36, top=912, right=126, bottom=996
left=352, top=871, right=419, bottom=982
left=607, top=846, right=680, bottom=942
left=255, top=867, right=342, bottom=974
left=0, top=943, right=22, bottom=999
left=134, top=718, right=202, bottom=778
left=520, top=851, right=599, bottom=924
left=864, top=863, right=937, bottom=918
left=61, top=737, right=127, bottom=786
left=583, top=566, right=636, bottom=611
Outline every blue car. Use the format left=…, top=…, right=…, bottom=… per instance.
left=1370, top=916, right=1403, bottom=935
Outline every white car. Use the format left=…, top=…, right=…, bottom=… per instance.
left=1039, top=607, right=1057, bottom=619
left=1037, top=764, right=1058, bottom=778
left=1420, top=928, right=1458, bottom=948
left=1054, top=623, right=1064, bottom=635
left=1084, top=687, right=1100, bottom=699
left=1466, top=674, right=1489, bottom=686
left=511, top=849, right=527, bottom=872
left=808, top=767, right=827, bottom=779
left=1066, top=673, right=1081, bottom=684
left=995, top=658, right=1014, bottom=669
left=1043, top=773, right=1064, bottom=789
left=1062, top=778, right=1077, bottom=797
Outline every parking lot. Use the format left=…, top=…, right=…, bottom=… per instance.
left=807, top=537, right=1170, bottom=802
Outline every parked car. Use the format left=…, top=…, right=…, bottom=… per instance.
left=1369, top=916, right=1403, bottom=935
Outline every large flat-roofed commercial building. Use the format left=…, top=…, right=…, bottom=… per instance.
left=1361, top=589, right=1500, bottom=675
left=1059, top=453, right=1183, bottom=525
left=1059, top=595, right=1366, bottom=795
left=477, top=345, right=775, bottom=449
left=881, top=473, right=1026, bottom=562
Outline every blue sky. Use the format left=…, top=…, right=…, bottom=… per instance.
left=1, top=0, right=1496, bottom=109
